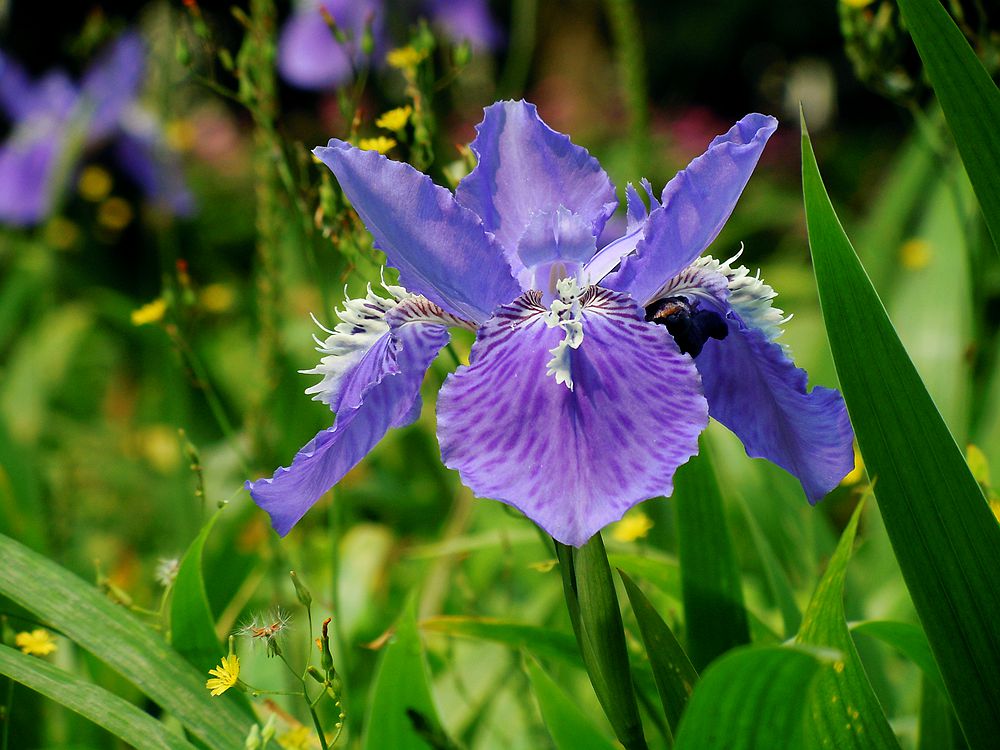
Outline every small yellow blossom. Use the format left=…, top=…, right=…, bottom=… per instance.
left=386, top=45, right=426, bottom=70
left=375, top=105, right=413, bottom=132
left=966, top=444, right=990, bottom=486
left=357, top=136, right=397, bottom=155
left=206, top=654, right=240, bottom=696
left=131, top=298, right=168, bottom=326
left=97, top=197, right=134, bottom=231
left=278, top=726, right=312, bottom=750
left=841, top=0, right=876, bottom=7
left=78, top=165, right=113, bottom=202
left=899, top=238, right=931, bottom=270
left=842, top=443, right=866, bottom=485
left=611, top=510, right=653, bottom=542
left=15, top=629, right=57, bottom=656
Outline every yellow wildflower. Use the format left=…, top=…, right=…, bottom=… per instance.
left=279, top=726, right=312, bottom=750
left=842, top=0, right=876, bottom=7
left=899, top=238, right=931, bottom=270
left=375, top=105, right=413, bottom=132
left=386, top=45, right=426, bottom=70
left=131, top=298, right=167, bottom=326
left=206, top=654, right=240, bottom=696
left=78, top=165, right=112, bottom=202
left=15, top=629, right=57, bottom=656
left=357, top=137, right=397, bottom=155
left=611, top=510, right=653, bottom=542
left=842, top=443, right=866, bottom=485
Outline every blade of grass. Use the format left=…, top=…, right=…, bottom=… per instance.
left=170, top=510, right=223, bottom=673
left=0, top=645, right=196, bottom=750
left=895, top=0, right=1000, bottom=253
left=0, top=532, right=252, bottom=749
left=801, top=115, right=1000, bottom=750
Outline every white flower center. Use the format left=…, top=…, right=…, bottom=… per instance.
left=543, top=276, right=585, bottom=391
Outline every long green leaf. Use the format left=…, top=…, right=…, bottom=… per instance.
left=796, top=500, right=900, bottom=749
left=619, top=570, right=698, bottom=739
left=0, top=645, right=196, bottom=750
left=556, top=534, right=647, bottom=750
left=171, top=510, right=223, bottom=673
left=524, top=654, right=619, bottom=750
left=851, top=620, right=945, bottom=696
left=0, top=533, right=252, bottom=749
left=673, top=440, right=750, bottom=669
left=895, top=0, right=1000, bottom=252
left=672, top=645, right=826, bottom=749
left=420, top=617, right=581, bottom=666
left=363, top=598, right=443, bottom=750
left=801, top=117, right=1000, bottom=750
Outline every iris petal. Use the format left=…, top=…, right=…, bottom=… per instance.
left=114, top=128, right=195, bottom=216
left=455, top=100, right=618, bottom=274
left=80, top=33, right=146, bottom=142
left=315, top=139, right=520, bottom=323
left=248, top=318, right=450, bottom=535
left=695, top=319, right=854, bottom=502
left=437, top=287, right=707, bottom=546
left=603, top=113, right=777, bottom=305
left=0, top=125, right=67, bottom=226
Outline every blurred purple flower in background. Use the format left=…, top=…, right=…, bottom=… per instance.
left=248, top=100, right=854, bottom=546
left=278, top=0, right=500, bottom=90
left=0, top=32, right=193, bottom=227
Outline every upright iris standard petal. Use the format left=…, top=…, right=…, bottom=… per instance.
left=455, top=100, right=618, bottom=274
left=0, top=126, right=68, bottom=225
left=80, top=33, right=146, bottom=141
left=314, top=140, right=520, bottom=323
left=602, top=114, right=778, bottom=305
left=437, top=287, right=708, bottom=547
left=695, top=320, right=854, bottom=502
left=425, top=0, right=501, bottom=49
left=248, top=317, right=450, bottom=535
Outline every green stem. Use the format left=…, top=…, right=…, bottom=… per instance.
left=498, top=0, right=538, bottom=97
left=603, top=0, right=650, bottom=178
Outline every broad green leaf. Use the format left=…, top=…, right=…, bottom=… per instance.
left=556, top=534, right=647, bottom=750
left=363, top=598, right=444, bottom=750
left=171, top=510, right=223, bottom=673
left=524, top=654, right=619, bottom=750
left=420, top=617, right=581, bottom=666
left=896, top=0, right=1000, bottom=252
left=802, top=118, right=1000, bottom=750
left=0, top=645, right=196, bottom=750
left=918, top=674, right=966, bottom=750
left=672, top=440, right=750, bottom=669
left=672, top=645, right=826, bottom=749
left=619, top=570, right=698, bottom=738
left=0, top=532, right=252, bottom=749
left=851, top=620, right=945, bottom=696
left=796, top=500, right=900, bottom=749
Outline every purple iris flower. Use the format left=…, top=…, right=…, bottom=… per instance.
left=278, top=0, right=499, bottom=90
left=248, top=100, right=854, bottom=546
left=0, top=33, right=193, bottom=226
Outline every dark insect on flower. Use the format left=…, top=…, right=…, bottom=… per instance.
left=645, top=296, right=728, bottom=357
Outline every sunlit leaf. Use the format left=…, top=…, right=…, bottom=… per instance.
left=851, top=620, right=945, bottom=696
left=171, top=509, right=223, bottom=673
left=0, top=532, right=253, bottom=749
left=525, top=654, right=619, bottom=750
left=802, top=116, right=1000, bottom=750
left=896, top=0, right=1000, bottom=252
left=0, top=644, right=196, bottom=750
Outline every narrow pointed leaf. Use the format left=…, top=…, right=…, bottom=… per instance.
left=556, top=534, right=647, bottom=750
left=0, top=644, right=197, bottom=750
left=851, top=620, right=945, bottom=696
left=0, top=533, right=253, bottom=749
left=420, top=616, right=581, bottom=665
left=672, top=645, right=826, bottom=750
left=802, top=118, right=1000, bottom=750
left=896, top=0, right=1000, bottom=252
left=619, top=570, right=698, bottom=737
left=673, top=442, right=750, bottom=669
left=796, top=500, right=900, bottom=748
left=170, top=510, right=223, bottom=672
left=363, top=598, right=444, bottom=750
left=525, top=654, right=620, bottom=750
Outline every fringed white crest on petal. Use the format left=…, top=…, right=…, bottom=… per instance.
left=543, top=277, right=585, bottom=390
left=694, top=248, right=787, bottom=341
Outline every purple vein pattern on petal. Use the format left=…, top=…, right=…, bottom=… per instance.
left=81, top=33, right=145, bottom=142
left=315, top=139, right=520, bottom=323
left=602, top=114, right=777, bottom=305
left=455, top=101, right=618, bottom=276
left=437, top=287, right=707, bottom=546
left=248, top=320, right=450, bottom=535
left=695, top=320, right=854, bottom=502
